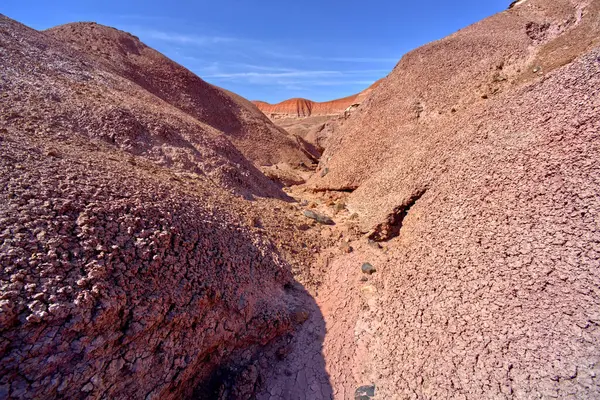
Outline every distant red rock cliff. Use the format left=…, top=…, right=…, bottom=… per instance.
left=253, top=79, right=382, bottom=117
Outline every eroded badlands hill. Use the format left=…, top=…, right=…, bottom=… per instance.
left=45, top=22, right=316, bottom=169
left=3, top=0, right=600, bottom=398
left=308, top=0, right=600, bottom=397
left=0, top=14, right=321, bottom=399
left=253, top=81, right=382, bottom=152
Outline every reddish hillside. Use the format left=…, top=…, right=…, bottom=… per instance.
left=0, top=14, right=325, bottom=399
left=307, top=0, right=600, bottom=397
left=254, top=79, right=382, bottom=118
left=4, top=0, right=600, bottom=398
left=45, top=22, right=315, bottom=168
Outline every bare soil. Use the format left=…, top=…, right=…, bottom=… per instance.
left=2, top=0, right=600, bottom=398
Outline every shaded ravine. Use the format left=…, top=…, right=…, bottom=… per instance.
left=251, top=187, right=389, bottom=400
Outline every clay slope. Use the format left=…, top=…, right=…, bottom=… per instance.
left=45, top=22, right=315, bottom=168
left=1, top=14, right=295, bottom=200
left=314, top=0, right=600, bottom=197
left=307, top=0, right=600, bottom=397
left=0, top=14, right=325, bottom=399
left=4, top=0, right=600, bottom=398
left=254, top=80, right=381, bottom=118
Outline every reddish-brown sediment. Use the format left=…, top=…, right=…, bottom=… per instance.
left=305, top=0, right=600, bottom=397
left=254, top=80, right=382, bottom=153
left=0, top=132, right=296, bottom=399
left=45, top=22, right=315, bottom=169
left=0, top=14, right=321, bottom=399
left=312, top=0, right=600, bottom=197
left=3, top=0, right=600, bottom=398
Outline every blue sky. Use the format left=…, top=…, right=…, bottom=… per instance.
left=3, top=1, right=508, bottom=103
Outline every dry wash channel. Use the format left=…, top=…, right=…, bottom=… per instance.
left=2, top=0, right=600, bottom=398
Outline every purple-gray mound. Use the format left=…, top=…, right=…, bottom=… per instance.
left=0, top=131, right=294, bottom=399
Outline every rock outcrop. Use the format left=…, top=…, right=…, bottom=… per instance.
left=254, top=81, right=382, bottom=154
left=0, top=133, right=295, bottom=399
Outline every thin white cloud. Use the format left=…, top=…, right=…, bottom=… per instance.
left=298, top=80, right=376, bottom=86
left=205, top=70, right=343, bottom=79
left=134, top=28, right=237, bottom=46
left=115, top=26, right=391, bottom=97
left=205, top=69, right=387, bottom=79
left=130, top=28, right=397, bottom=64
left=261, top=49, right=397, bottom=63
left=268, top=79, right=375, bottom=87
left=326, top=57, right=398, bottom=63
left=115, top=14, right=180, bottom=23
left=234, top=63, right=297, bottom=72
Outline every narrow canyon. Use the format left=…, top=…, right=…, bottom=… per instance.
left=2, top=0, right=600, bottom=399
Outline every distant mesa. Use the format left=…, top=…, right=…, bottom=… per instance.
left=252, top=80, right=384, bottom=154
left=253, top=79, right=382, bottom=118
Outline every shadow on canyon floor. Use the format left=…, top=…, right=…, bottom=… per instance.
left=256, top=283, right=333, bottom=400
left=194, top=282, right=334, bottom=400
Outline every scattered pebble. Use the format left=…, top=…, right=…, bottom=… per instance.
left=355, top=384, right=376, bottom=399
left=292, top=309, right=310, bottom=324
left=303, top=210, right=334, bottom=225
left=361, top=285, right=377, bottom=295
left=45, top=148, right=62, bottom=158
left=361, top=263, right=376, bottom=275
left=340, top=242, right=353, bottom=253
left=297, top=223, right=311, bottom=231
left=367, top=240, right=382, bottom=249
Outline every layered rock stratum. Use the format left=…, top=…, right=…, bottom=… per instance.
left=253, top=81, right=382, bottom=153
left=253, top=80, right=380, bottom=118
